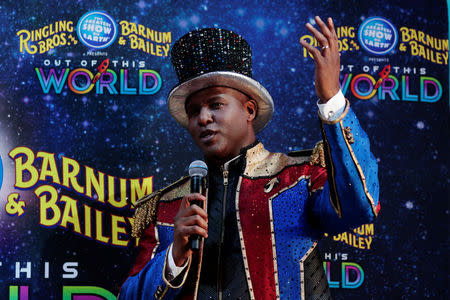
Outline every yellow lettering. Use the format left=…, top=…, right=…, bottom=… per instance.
left=442, top=39, right=449, bottom=51
left=85, top=166, right=105, bottom=203
left=365, top=236, right=372, bottom=249
left=129, top=22, right=138, bottom=35
left=348, top=27, right=355, bottom=38
left=418, top=44, right=426, bottom=58
left=120, top=20, right=130, bottom=36
left=84, top=205, right=92, bottom=238
left=37, top=152, right=61, bottom=184
left=107, top=175, right=127, bottom=208
left=300, top=34, right=316, bottom=58
left=410, top=41, right=419, bottom=56
left=138, top=24, right=145, bottom=37
left=62, top=156, right=84, bottom=193
left=365, top=223, right=374, bottom=235
left=410, top=28, right=418, bottom=41
left=16, top=29, right=38, bottom=54
left=9, top=146, right=39, bottom=189
left=357, top=236, right=365, bottom=249
left=353, top=225, right=364, bottom=235
left=45, top=37, right=54, bottom=51
left=426, top=34, right=434, bottom=48
left=38, top=40, right=46, bottom=53
left=156, top=44, right=163, bottom=56
left=95, top=209, right=109, bottom=244
left=442, top=52, right=448, bottom=65
left=138, top=37, right=146, bottom=52
left=130, top=177, right=153, bottom=205
left=400, top=27, right=411, bottom=43
left=111, top=215, right=129, bottom=247
left=154, top=31, right=162, bottom=43
left=418, top=30, right=425, bottom=44
left=338, top=39, right=349, bottom=52
left=336, top=26, right=355, bottom=39
left=67, top=21, right=73, bottom=32
left=340, top=232, right=348, bottom=244
left=60, top=195, right=81, bottom=234
left=129, top=34, right=138, bottom=49
left=162, top=44, right=170, bottom=56
left=35, top=185, right=61, bottom=227
left=162, top=32, right=171, bottom=43
left=42, top=25, right=49, bottom=38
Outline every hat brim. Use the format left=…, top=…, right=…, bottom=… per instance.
left=167, top=71, right=274, bottom=133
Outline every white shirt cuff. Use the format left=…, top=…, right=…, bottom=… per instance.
left=167, top=244, right=189, bottom=279
left=317, top=89, right=346, bottom=121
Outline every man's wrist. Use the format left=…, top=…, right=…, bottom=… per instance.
left=167, top=244, right=189, bottom=280
left=317, top=89, right=346, bottom=121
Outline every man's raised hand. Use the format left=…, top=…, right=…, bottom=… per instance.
left=300, top=16, right=341, bottom=103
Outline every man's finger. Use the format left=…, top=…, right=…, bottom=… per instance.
left=327, top=17, right=337, bottom=38
left=180, top=214, right=208, bottom=229
left=315, top=16, right=338, bottom=51
left=327, top=17, right=339, bottom=49
left=316, top=15, right=336, bottom=48
left=177, top=204, right=208, bottom=221
left=180, top=193, right=206, bottom=209
left=299, top=38, right=323, bottom=62
left=181, top=225, right=208, bottom=238
left=305, top=23, right=328, bottom=47
left=315, top=16, right=333, bottom=39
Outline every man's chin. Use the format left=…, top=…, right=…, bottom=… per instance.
left=201, top=145, right=230, bottom=163
left=202, top=146, right=222, bottom=159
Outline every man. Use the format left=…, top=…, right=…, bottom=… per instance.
left=119, top=16, right=380, bottom=299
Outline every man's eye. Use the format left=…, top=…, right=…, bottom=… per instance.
left=210, top=102, right=223, bottom=109
left=188, top=110, right=199, bottom=117
left=187, top=108, right=199, bottom=117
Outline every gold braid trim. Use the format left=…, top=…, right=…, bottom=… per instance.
left=131, top=191, right=161, bottom=238
left=309, top=141, right=326, bottom=168
left=131, top=176, right=189, bottom=238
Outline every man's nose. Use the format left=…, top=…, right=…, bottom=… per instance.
left=198, top=107, right=213, bottom=125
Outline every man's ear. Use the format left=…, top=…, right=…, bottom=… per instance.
left=244, top=99, right=257, bottom=121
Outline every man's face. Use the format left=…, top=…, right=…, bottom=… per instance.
left=186, top=86, right=256, bottom=164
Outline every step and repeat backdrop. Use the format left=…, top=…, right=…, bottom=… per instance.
left=0, top=0, right=448, bottom=299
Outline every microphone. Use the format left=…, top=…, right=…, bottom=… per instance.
left=188, top=160, right=208, bottom=251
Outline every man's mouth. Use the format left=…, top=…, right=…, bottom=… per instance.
left=199, top=129, right=216, bottom=142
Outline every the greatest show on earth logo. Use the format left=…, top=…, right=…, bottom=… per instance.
left=358, top=17, right=398, bottom=55
left=76, top=11, right=118, bottom=49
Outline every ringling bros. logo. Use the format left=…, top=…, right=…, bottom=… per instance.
left=16, top=12, right=171, bottom=56
left=76, top=11, right=118, bottom=49
left=34, top=59, right=162, bottom=95
left=358, top=17, right=398, bottom=55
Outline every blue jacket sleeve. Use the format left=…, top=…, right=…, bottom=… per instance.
left=118, top=226, right=189, bottom=300
left=310, top=101, right=380, bottom=234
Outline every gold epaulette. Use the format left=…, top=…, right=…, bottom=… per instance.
left=131, top=176, right=189, bottom=238
left=309, top=141, right=326, bottom=168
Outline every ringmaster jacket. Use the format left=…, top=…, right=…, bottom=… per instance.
left=119, top=103, right=380, bottom=299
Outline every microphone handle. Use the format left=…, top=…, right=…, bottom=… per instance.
left=189, top=175, right=204, bottom=251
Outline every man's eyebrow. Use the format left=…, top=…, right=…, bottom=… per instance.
left=206, top=96, right=225, bottom=103
left=185, top=93, right=234, bottom=112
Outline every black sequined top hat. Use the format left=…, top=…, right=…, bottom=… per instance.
left=167, top=28, right=274, bottom=133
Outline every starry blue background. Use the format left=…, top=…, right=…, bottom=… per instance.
left=0, top=0, right=448, bottom=299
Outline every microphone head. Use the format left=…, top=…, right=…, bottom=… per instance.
left=188, top=160, right=208, bottom=177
